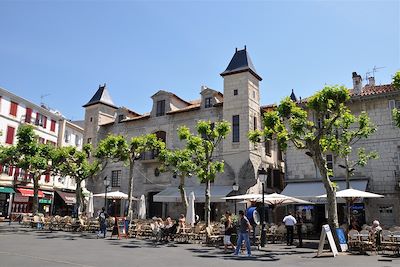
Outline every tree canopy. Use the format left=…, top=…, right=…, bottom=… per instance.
left=249, top=85, right=366, bottom=228
left=177, top=120, right=230, bottom=226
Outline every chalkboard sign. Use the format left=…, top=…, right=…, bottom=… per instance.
left=111, top=217, right=128, bottom=239
left=335, top=228, right=348, bottom=252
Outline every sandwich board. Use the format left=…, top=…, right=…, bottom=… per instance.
left=317, top=224, right=339, bottom=257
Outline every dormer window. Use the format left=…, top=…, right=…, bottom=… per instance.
left=156, top=100, right=165, bottom=117
left=205, top=97, right=212, bottom=108
left=118, top=114, right=125, bottom=123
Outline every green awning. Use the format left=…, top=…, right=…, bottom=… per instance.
left=0, top=187, right=15, bottom=194
left=39, top=199, right=52, bottom=204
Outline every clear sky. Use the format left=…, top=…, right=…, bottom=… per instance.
left=0, top=0, right=398, bottom=120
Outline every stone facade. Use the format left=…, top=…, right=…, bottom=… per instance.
left=85, top=48, right=284, bottom=219
left=284, top=77, right=400, bottom=226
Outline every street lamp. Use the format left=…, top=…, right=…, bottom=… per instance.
left=103, top=176, right=110, bottom=212
left=258, top=167, right=268, bottom=247
left=232, top=182, right=239, bottom=214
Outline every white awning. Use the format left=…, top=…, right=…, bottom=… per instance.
left=153, top=185, right=232, bottom=203
left=281, top=180, right=368, bottom=204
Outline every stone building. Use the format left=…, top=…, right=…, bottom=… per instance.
left=282, top=73, right=400, bottom=228
left=84, top=48, right=284, bottom=219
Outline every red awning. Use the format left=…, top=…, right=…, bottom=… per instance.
left=56, top=190, right=76, bottom=205
left=17, top=188, right=44, bottom=198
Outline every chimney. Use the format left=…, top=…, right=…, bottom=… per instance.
left=201, top=85, right=208, bottom=91
left=368, top=76, right=375, bottom=86
left=352, top=72, right=363, bottom=94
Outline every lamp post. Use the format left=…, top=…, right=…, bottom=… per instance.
left=232, top=182, right=239, bottom=215
left=103, top=176, right=110, bottom=212
left=258, top=167, right=268, bottom=247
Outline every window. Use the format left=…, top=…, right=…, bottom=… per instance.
left=64, top=131, right=70, bottom=143
left=90, top=117, right=93, bottom=122
left=389, top=100, right=400, bottom=125
left=5, top=126, right=15, bottom=144
left=253, top=90, right=256, bottom=99
left=111, top=170, right=121, bottom=187
left=156, top=100, right=165, bottom=116
left=87, top=138, right=92, bottom=144
left=253, top=116, right=257, bottom=131
left=233, top=89, right=238, bottom=96
left=38, top=137, right=45, bottom=144
left=118, top=114, right=125, bottom=123
left=265, top=140, right=271, bottom=156
left=9, top=101, right=18, bottom=116
left=205, top=97, right=212, bottom=108
left=35, top=113, right=47, bottom=128
left=50, top=120, right=56, bottom=132
left=75, top=135, right=81, bottom=146
left=232, top=115, right=240, bottom=142
left=326, top=154, right=333, bottom=170
left=25, top=108, right=32, bottom=123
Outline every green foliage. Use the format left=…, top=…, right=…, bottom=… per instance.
left=393, top=71, right=400, bottom=90
left=393, top=108, right=400, bottom=128
left=249, top=85, right=373, bottom=228
left=1, top=125, right=55, bottom=214
left=176, top=120, right=230, bottom=226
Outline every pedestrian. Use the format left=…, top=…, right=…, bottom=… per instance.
left=233, top=210, right=252, bottom=257
left=295, top=210, right=303, bottom=248
left=223, top=211, right=236, bottom=252
left=98, top=207, right=109, bottom=238
left=282, top=211, right=297, bottom=246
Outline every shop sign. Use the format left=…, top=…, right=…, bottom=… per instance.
left=39, top=199, right=52, bottom=204
left=14, top=195, right=29, bottom=202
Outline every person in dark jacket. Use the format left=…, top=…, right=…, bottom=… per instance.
left=296, top=211, right=304, bottom=248
left=98, top=207, right=109, bottom=238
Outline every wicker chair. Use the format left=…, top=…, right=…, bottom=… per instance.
left=348, top=229, right=361, bottom=252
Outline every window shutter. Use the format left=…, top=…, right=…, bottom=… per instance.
left=6, top=126, right=15, bottom=144
left=50, top=120, right=56, bottom=132
left=8, top=166, right=14, bottom=176
left=9, top=102, right=18, bottom=116
left=43, top=116, right=47, bottom=128
left=25, top=108, right=32, bottom=123
left=14, top=168, right=20, bottom=178
left=45, top=172, right=50, bottom=183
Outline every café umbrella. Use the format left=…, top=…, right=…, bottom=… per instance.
left=316, top=188, right=384, bottom=226
left=93, top=191, right=132, bottom=200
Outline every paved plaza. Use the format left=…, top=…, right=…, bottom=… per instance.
left=0, top=223, right=398, bottom=267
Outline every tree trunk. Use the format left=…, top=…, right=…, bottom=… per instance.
left=313, top=152, right=339, bottom=229
left=32, top=174, right=39, bottom=215
left=179, top=174, right=188, bottom=215
left=75, top=179, right=82, bottom=218
left=344, top=156, right=351, bottom=227
left=127, top=160, right=135, bottom=221
left=205, top=180, right=211, bottom=227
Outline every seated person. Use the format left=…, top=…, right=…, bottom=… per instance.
left=370, top=220, right=382, bottom=234
left=162, top=216, right=175, bottom=240
left=178, top=214, right=186, bottom=229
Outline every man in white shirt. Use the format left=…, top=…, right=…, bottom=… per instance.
left=282, top=212, right=297, bottom=245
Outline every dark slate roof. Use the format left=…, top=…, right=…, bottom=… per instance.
left=83, top=84, right=117, bottom=108
left=220, top=48, right=262, bottom=81
left=290, top=89, right=297, bottom=102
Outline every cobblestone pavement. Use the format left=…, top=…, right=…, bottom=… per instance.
left=0, top=223, right=398, bottom=267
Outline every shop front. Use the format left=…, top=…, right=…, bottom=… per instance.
left=53, top=190, right=76, bottom=216
left=12, top=188, right=45, bottom=214
left=0, top=187, right=15, bottom=218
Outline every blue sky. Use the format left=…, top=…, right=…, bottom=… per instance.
left=0, top=0, right=398, bottom=120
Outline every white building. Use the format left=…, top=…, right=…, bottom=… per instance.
left=0, top=87, right=84, bottom=218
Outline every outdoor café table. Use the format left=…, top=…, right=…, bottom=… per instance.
left=391, top=235, right=400, bottom=254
